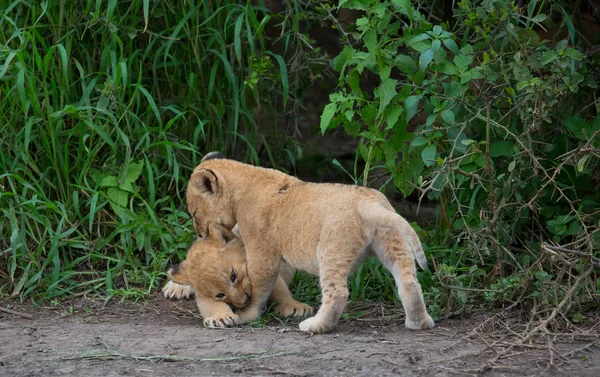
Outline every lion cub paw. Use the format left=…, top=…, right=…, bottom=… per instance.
left=203, top=313, right=240, bottom=328
left=162, top=280, right=194, bottom=300
left=405, top=314, right=435, bottom=330
left=298, top=316, right=331, bottom=334
left=275, top=300, right=313, bottom=318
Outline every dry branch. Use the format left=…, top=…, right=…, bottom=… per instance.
left=0, top=307, right=33, bottom=319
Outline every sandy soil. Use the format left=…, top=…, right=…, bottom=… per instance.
left=1, top=296, right=598, bottom=377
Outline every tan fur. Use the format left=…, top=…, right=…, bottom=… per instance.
left=185, top=153, right=434, bottom=334
left=166, top=224, right=311, bottom=328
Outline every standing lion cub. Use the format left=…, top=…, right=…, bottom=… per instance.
left=186, top=152, right=434, bottom=334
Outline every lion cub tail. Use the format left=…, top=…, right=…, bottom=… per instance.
left=359, top=201, right=428, bottom=271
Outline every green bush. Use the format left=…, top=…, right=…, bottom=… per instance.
left=321, top=0, right=599, bottom=317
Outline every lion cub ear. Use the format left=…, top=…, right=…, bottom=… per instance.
left=201, top=151, right=224, bottom=161
left=209, top=223, right=237, bottom=246
left=189, top=169, right=218, bottom=196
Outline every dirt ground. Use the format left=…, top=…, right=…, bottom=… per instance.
left=1, top=296, right=598, bottom=377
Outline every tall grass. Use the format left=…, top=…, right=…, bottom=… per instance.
left=0, top=0, right=313, bottom=300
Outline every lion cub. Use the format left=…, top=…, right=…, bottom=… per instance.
left=185, top=152, right=434, bottom=334
left=166, top=224, right=312, bottom=328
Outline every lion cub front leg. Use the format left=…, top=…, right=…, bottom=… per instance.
left=196, top=297, right=239, bottom=328
left=299, top=240, right=357, bottom=334
left=272, top=276, right=313, bottom=318
left=162, top=280, right=194, bottom=300
left=236, top=242, right=280, bottom=323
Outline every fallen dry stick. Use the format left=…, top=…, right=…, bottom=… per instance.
left=0, top=306, right=33, bottom=319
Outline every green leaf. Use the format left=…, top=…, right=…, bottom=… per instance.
left=386, top=106, right=403, bottom=129
left=527, top=0, right=538, bottom=18
left=355, top=17, right=369, bottom=29
left=437, top=63, right=458, bottom=75
left=137, top=85, right=162, bottom=126
left=475, top=154, right=487, bottom=167
left=441, top=109, right=455, bottom=124
left=426, top=114, right=436, bottom=127
left=483, top=52, right=490, bottom=64
left=125, top=162, right=144, bottom=183
left=566, top=115, right=591, bottom=141
left=419, top=49, right=434, bottom=71
left=564, top=48, right=584, bottom=60
left=560, top=7, right=576, bottom=44
left=508, top=160, right=516, bottom=172
left=405, top=95, right=421, bottom=122
left=100, top=176, right=119, bottom=187
left=119, top=181, right=135, bottom=193
left=267, top=52, right=289, bottom=106
left=234, top=14, right=244, bottom=63
left=394, top=54, right=416, bottom=74
left=344, top=109, right=355, bottom=121
left=107, top=187, right=128, bottom=208
left=379, top=66, right=391, bottom=81
left=142, top=0, right=149, bottom=31
left=577, top=154, right=590, bottom=172
left=453, top=54, right=473, bottom=72
left=339, top=0, right=369, bottom=10
left=333, top=46, right=354, bottom=71
left=489, top=141, right=514, bottom=157
left=320, top=103, right=337, bottom=134
left=421, top=145, right=437, bottom=167
left=442, top=38, right=459, bottom=54
left=516, top=81, right=529, bottom=90
left=541, top=51, right=558, bottom=66
left=532, top=14, right=547, bottom=23
left=460, top=69, right=484, bottom=84
left=391, top=0, right=413, bottom=18
left=408, top=33, right=431, bottom=46
left=363, top=30, right=378, bottom=54
left=377, top=78, right=398, bottom=116
left=410, top=135, right=429, bottom=148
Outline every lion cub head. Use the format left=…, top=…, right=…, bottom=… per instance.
left=186, top=152, right=238, bottom=237
left=168, top=224, right=252, bottom=309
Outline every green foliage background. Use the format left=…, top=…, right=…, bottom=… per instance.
left=320, top=0, right=599, bottom=319
left=0, top=0, right=318, bottom=300
left=1, top=0, right=598, bottom=322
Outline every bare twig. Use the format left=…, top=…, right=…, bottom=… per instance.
left=542, top=243, right=600, bottom=265
left=476, top=266, right=594, bottom=373
left=0, top=307, right=33, bottom=319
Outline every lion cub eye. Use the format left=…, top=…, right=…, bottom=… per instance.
left=230, top=269, right=237, bottom=283
left=215, top=293, right=225, bottom=299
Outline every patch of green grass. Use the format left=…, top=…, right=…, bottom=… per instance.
left=0, top=0, right=320, bottom=301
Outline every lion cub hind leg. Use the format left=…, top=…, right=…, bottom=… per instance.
left=374, top=230, right=434, bottom=330
left=272, top=276, right=313, bottom=318
left=162, top=280, right=195, bottom=300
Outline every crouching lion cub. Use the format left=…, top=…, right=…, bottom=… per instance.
left=166, top=224, right=312, bottom=328
left=186, top=152, right=435, bottom=334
